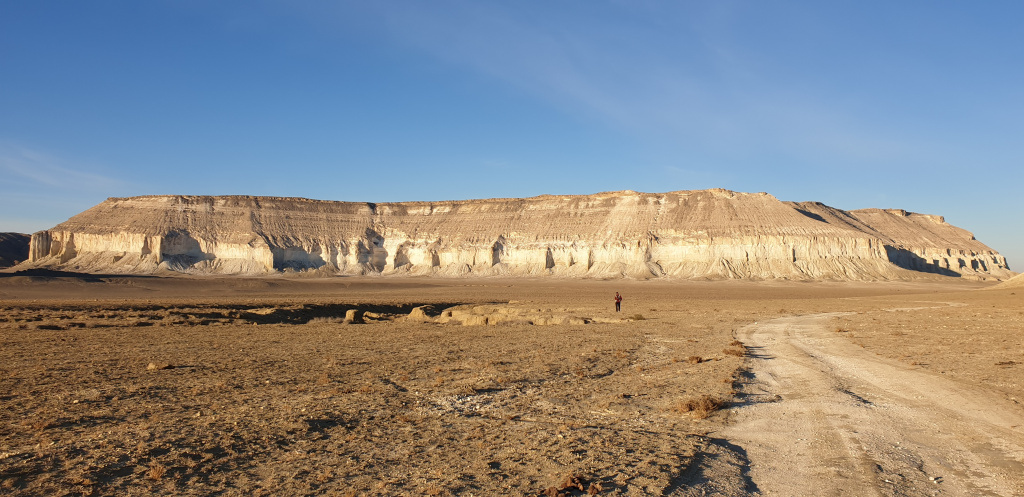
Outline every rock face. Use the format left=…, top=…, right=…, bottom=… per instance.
left=0, top=233, right=30, bottom=268
left=21, top=190, right=1014, bottom=280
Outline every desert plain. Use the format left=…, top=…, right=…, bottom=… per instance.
left=0, top=273, right=1022, bottom=496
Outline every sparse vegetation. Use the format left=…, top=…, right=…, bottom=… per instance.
left=307, top=316, right=345, bottom=325
left=8, top=277, right=994, bottom=496
left=674, top=395, right=725, bottom=419
left=147, top=462, right=166, bottom=481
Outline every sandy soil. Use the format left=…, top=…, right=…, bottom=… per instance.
left=717, top=306, right=1024, bottom=496
left=0, top=274, right=1019, bottom=496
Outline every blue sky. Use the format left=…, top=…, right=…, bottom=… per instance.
left=2, top=1, right=1022, bottom=268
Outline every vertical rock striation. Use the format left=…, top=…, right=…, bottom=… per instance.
left=21, top=190, right=1013, bottom=280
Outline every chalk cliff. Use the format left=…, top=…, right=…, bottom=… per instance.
left=21, top=190, right=1014, bottom=280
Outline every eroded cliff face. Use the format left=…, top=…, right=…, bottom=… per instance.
left=22, top=190, right=1014, bottom=280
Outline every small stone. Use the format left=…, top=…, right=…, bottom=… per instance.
left=147, top=362, right=172, bottom=370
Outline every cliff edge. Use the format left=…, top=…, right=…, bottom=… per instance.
left=18, top=190, right=1014, bottom=280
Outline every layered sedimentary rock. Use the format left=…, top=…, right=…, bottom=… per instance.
left=22, top=190, right=1014, bottom=280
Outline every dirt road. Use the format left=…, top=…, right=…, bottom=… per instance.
left=708, top=306, right=1024, bottom=496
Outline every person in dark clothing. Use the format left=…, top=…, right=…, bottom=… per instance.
left=614, top=292, right=622, bottom=312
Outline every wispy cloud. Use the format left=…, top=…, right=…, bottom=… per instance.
left=0, top=144, right=125, bottom=192
left=298, top=1, right=946, bottom=169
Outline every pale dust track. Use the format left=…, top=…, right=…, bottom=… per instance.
left=707, top=307, right=1024, bottom=497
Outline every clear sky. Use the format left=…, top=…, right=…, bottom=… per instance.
left=2, top=1, right=1022, bottom=269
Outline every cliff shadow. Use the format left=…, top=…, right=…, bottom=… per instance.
left=884, top=246, right=961, bottom=277
left=794, top=208, right=827, bottom=223
left=0, top=301, right=475, bottom=330
left=272, top=247, right=327, bottom=271
left=356, top=229, right=387, bottom=272
left=183, top=302, right=471, bottom=325
left=0, top=268, right=158, bottom=281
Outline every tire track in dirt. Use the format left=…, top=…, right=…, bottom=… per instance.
left=698, top=308, right=1024, bottom=496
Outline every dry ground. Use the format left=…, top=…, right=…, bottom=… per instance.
left=834, top=288, right=1024, bottom=405
left=0, top=274, right=1017, bottom=496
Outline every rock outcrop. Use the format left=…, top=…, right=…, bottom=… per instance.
left=20, top=190, right=1014, bottom=280
left=0, top=233, right=30, bottom=268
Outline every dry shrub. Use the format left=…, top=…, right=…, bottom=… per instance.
left=729, top=340, right=743, bottom=346
left=630, top=314, right=646, bottom=320
left=686, top=356, right=703, bottom=364
left=675, top=395, right=724, bottom=419
left=31, top=418, right=56, bottom=431
left=147, top=462, right=166, bottom=481
left=723, top=347, right=745, bottom=357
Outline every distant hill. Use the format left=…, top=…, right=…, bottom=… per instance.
left=0, top=233, right=30, bottom=268
left=992, top=272, right=1024, bottom=289
left=18, top=190, right=1014, bottom=281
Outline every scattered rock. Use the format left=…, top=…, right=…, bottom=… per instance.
left=343, top=309, right=363, bottom=324
left=405, top=306, right=432, bottom=323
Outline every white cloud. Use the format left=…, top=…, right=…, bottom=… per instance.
left=0, top=144, right=125, bottom=192
left=302, top=1, right=936, bottom=169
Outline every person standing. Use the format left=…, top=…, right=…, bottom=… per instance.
left=614, top=292, right=622, bottom=312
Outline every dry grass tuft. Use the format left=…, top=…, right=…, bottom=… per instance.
left=147, top=462, right=166, bottom=481
left=307, top=316, right=345, bottom=325
left=31, top=418, right=56, bottom=431
left=674, top=395, right=724, bottom=419
left=423, top=482, right=445, bottom=496
left=723, top=347, right=745, bottom=357
left=686, top=356, right=703, bottom=364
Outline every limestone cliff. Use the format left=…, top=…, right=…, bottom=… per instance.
left=21, top=190, right=1014, bottom=280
